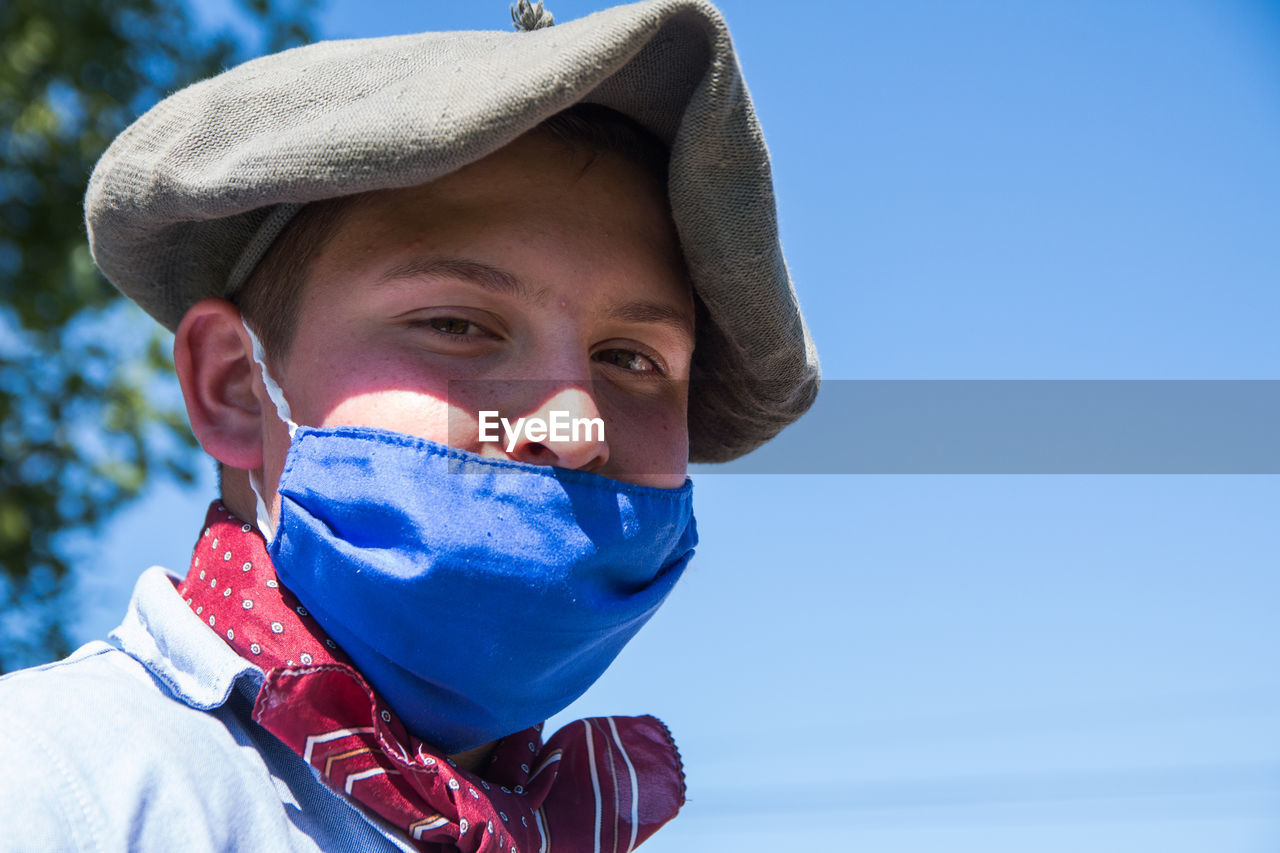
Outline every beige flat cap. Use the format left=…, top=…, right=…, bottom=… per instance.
left=85, top=0, right=819, bottom=462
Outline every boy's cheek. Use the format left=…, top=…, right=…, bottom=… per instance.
left=317, top=389, right=457, bottom=445
left=606, top=411, right=691, bottom=487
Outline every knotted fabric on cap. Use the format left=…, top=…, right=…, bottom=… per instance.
left=177, top=502, right=685, bottom=852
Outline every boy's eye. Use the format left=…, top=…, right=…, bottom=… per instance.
left=595, top=348, right=660, bottom=373
left=428, top=317, right=483, bottom=336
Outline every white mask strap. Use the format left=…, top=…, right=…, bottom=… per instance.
left=242, top=320, right=299, bottom=541
left=243, top=322, right=298, bottom=437
left=249, top=468, right=276, bottom=543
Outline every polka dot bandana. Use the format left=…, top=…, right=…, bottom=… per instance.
left=178, top=502, right=685, bottom=852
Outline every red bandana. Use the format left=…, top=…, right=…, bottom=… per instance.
left=177, top=502, right=685, bottom=852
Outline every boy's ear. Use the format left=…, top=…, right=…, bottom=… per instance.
left=173, top=298, right=265, bottom=470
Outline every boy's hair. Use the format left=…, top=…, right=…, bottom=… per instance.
left=231, top=103, right=673, bottom=368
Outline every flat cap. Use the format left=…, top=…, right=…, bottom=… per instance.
left=85, top=0, right=819, bottom=462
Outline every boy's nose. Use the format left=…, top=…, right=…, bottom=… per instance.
left=503, top=384, right=610, bottom=473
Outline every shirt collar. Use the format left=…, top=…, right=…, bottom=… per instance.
left=110, top=565, right=263, bottom=711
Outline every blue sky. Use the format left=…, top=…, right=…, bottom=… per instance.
left=78, top=1, right=1280, bottom=850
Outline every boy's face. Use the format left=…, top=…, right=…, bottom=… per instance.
left=255, top=132, right=695, bottom=516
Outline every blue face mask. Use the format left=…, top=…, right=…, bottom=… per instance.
left=244, top=327, right=697, bottom=754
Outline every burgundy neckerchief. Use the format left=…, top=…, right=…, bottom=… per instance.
left=177, top=502, right=685, bottom=853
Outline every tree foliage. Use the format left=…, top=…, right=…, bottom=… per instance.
left=0, top=0, right=317, bottom=672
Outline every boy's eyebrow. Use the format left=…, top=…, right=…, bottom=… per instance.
left=378, top=254, right=694, bottom=343
left=377, top=256, right=547, bottom=304
left=607, top=300, right=695, bottom=344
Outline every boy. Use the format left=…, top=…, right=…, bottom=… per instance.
left=0, top=1, right=817, bottom=849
